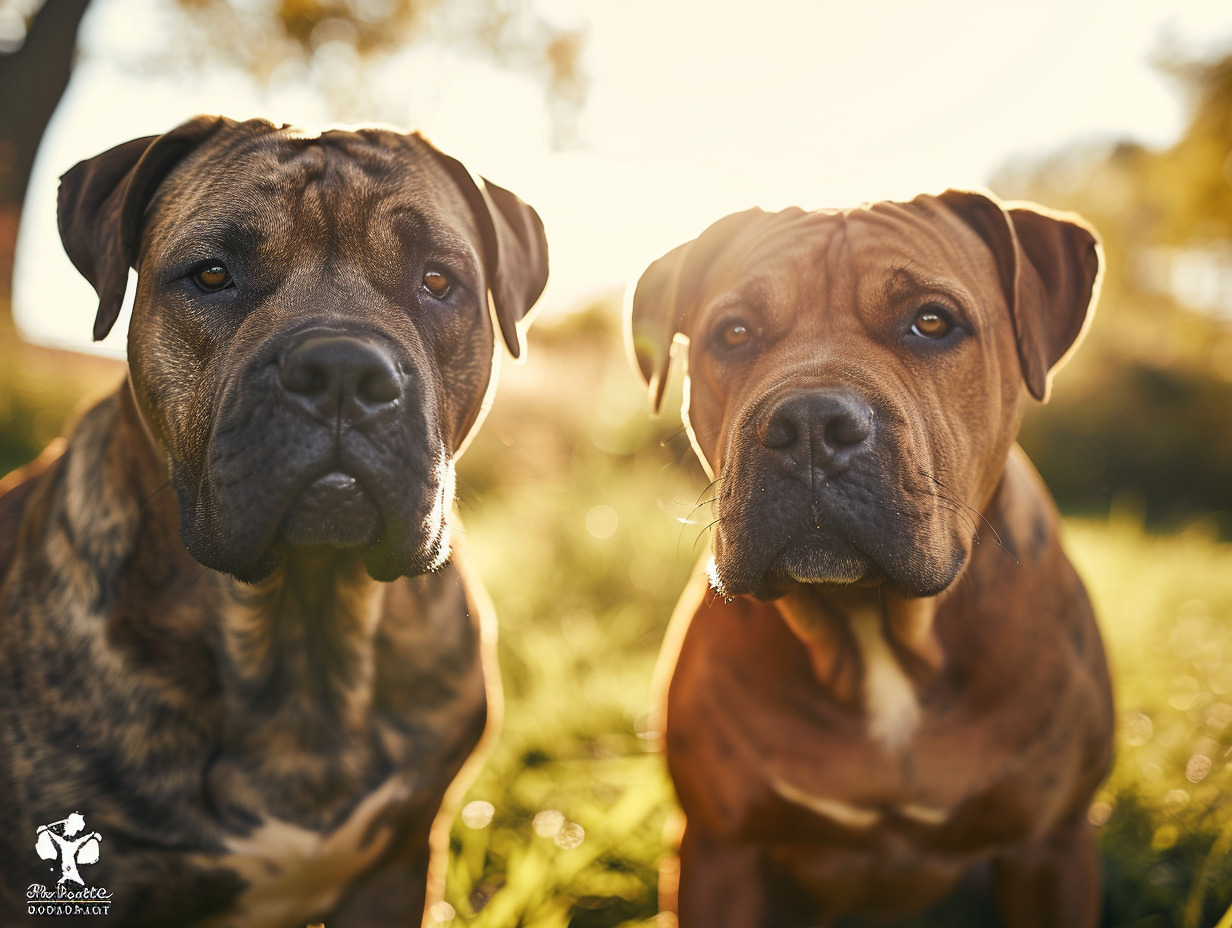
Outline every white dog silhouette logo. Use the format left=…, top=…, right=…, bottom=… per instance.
left=36, top=813, right=102, bottom=890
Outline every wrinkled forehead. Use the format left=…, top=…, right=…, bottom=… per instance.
left=849, top=199, right=996, bottom=284
left=141, top=127, right=477, bottom=261
left=708, top=199, right=999, bottom=311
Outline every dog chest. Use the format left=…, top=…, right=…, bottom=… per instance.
left=193, top=776, right=410, bottom=928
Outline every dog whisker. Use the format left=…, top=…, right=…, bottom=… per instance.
left=931, top=499, right=980, bottom=541
left=690, top=478, right=722, bottom=507
left=671, top=478, right=723, bottom=533
left=676, top=513, right=721, bottom=562
left=678, top=495, right=719, bottom=523
left=919, top=469, right=1018, bottom=565
left=692, top=518, right=721, bottom=555
left=140, top=480, right=173, bottom=509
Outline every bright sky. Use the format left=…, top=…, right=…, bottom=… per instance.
left=13, top=0, right=1232, bottom=355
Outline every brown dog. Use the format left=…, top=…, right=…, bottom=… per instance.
left=0, top=115, right=546, bottom=926
left=630, top=191, right=1114, bottom=927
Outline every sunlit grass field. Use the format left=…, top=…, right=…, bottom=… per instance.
left=1, top=304, right=1230, bottom=927
left=441, top=306, right=1232, bottom=928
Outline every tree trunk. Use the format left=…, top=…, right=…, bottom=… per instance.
left=0, top=0, right=94, bottom=304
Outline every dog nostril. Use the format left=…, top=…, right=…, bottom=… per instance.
left=357, top=364, right=400, bottom=405
left=759, top=414, right=799, bottom=450
left=280, top=358, right=330, bottom=396
left=826, top=412, right=871, bottom=447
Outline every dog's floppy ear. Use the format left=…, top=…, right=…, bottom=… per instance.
left=938, top=189, right=1102, bottom=402
left=629, top=208, right=767, bottom=413
left=58, top=115, right=232, bottom=341
left=423, top=143, right=549, bottom=359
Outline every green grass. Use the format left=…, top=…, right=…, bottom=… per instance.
left=2, top=305, right=1230, bottom=926
left=442, top=310, right=696, bottom=928
left=440, top=308, right=1232, bottom=928
left=448, top=506, right=1232, bottom=927
left=1067, top=519, right=1232, bottom=928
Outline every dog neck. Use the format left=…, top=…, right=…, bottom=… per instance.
left=205, top=551, right=386, bottom=822
left=776, top=585, right=943, bottom=751
left=213, top=552, right=384, bottom=738
left=83, top=387, right=390, bottom=816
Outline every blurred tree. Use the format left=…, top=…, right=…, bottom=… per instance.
left=993, top=43, right=1232, bottom=530
left=1152, top=49, right=1232, bottom=243
left=0, top=0, right=585, bottom=305
left=0, top=0, right=91, bottom=299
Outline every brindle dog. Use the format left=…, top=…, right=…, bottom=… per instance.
left=0, top=115, right=547, bottom=926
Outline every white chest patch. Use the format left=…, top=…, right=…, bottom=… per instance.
left=194, top=777, right=411, bottom=928
left=849, top=603, right=920, bottom=750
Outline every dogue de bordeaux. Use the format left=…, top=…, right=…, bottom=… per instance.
left=0, top=115, right=547, bottom=926
left=629, top=190, right=1114, bottom=927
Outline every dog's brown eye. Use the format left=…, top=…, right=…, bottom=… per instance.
left=194, top=265, right=231, bottom=291
left=912, top=309, right=951, bottom=339
left=722, top=323, right=751, bottom=348
left=422, top=270, right=451, bottom=298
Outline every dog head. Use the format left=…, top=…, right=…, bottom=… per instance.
left=629, top=191, right=1100, bottom=599
left=59, top=115, right=548, bottom=583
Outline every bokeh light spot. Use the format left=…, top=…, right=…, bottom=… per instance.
left=1123, top=712, right=1154, bottom=746
left=461, top=800, right=495, bottom=829
left=1185, top=754, right=1212, bottom=784
left=1088, top=800, right=1113, bottom=827
left=429, top=901, right=456, bottom=924
left=533, top=809, right=565, bottom=838
left=586, top=504, right=619, bottom=539
left=554, top=821, right=585, bottom=849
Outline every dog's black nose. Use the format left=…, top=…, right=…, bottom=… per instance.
left=279, top=335, right=403, bottom=421
left=759, top=388, right=873, bottom=475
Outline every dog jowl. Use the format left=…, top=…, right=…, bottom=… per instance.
left=630, top=191, right=1114, bottom=927
left=0, top=116, right=546, bottom=926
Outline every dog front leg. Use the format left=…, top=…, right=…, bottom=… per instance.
left=673, top=822, right=773, bottom=928
left=326, top=822, right=435, bottom=928
left=991, top=813, right=1101, bottom=928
